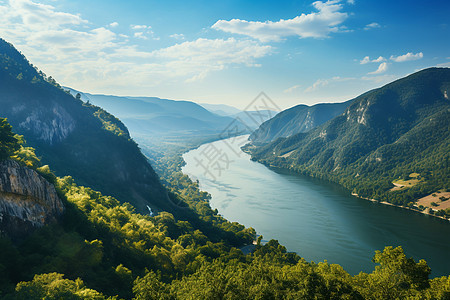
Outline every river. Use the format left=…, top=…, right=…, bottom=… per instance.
left=181, top=135, right=450, bottom=276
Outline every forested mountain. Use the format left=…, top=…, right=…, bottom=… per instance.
left=0, top=38, right=168, bottom=213
left=248, top=68, right=450, bottom=209
left=249, top=100, right=352, bottom=144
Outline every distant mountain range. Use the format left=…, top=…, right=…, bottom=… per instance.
left=247, top=68, right=450, bottom=207
left=199, top=103, right=242, bottom=116
left=0, top=38, right=168, bottom=213
left=200, top=102, right=279, bottom=130
left=64, top=89, right=241, bottom=137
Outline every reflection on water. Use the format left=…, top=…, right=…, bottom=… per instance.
left=182, top=135, right=450, bottom=276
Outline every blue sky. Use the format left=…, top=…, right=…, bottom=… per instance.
left=1, top=0, right=449, bottom=109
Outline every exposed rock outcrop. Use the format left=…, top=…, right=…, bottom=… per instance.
left=0, top=160, right=64, bottom=238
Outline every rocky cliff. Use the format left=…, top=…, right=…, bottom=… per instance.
left=0, top=160, right=64, bottom=237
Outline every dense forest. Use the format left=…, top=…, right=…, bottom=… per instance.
left=247, top=68, right=450, bottom=218
left=1, top=116, right=450, bottom=299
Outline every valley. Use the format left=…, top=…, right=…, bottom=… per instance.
left=0, top=17, right=449, bottom=298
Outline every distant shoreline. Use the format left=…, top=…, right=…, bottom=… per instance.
left=351, top=193, right=450, bottom=222
left=250, top=158, right=450, bottom=224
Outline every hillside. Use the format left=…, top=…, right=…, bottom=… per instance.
left=249, top=100, right=352, bottom=144
left=248, top=68, right=450, bottom=209
left=0, top=38, right=168, bottom=213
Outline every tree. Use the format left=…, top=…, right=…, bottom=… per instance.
left=133, top=270, right=171, bottom=300
left=13, top=273, right=111, bottom=300
left=354, top=246, right=431, bottom=299
left=0, top=118, right=19, bottom=160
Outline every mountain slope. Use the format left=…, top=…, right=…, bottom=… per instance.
left=249, top=68, right=450, bottom=206
left=0, top=38, right=168, bottom=213
left=249, top=100, right=352, bottom=144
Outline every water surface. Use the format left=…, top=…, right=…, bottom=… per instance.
left=182, top=136, right=450, bottom=276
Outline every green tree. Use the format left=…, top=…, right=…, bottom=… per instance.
left=13, top=273, right=111, bottom=300
left=133, top=270, right=171, bottom=300
left=354, top=246, right=431, bottom=299
left=0, top=118, right=19, bottom=160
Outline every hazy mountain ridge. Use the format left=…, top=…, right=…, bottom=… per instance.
left=0, top=38, right=168, bottom=213
left=65, top=89, right=244, bottom=136
left=200, top=103, right=278, bottom=129
left=248, top=68, right=450, bottom=207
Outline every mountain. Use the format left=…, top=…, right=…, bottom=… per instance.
left=248, top=68, right=450, bottom=206
left=64, top=89, right=245, bottom=137
left=233, top=110, right=279, bottom=130
left=199, top=103, right=242, bottom=116
left=249, top=100, right=352, bottom=144
left=0, top=38, right=168, bottom=213
left=200, top=103, right=279, bottom=130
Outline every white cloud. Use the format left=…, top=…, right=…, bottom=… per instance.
left=305, top=79, right=329, bottom=92
left=130, top=24, right=158, bottom=40
left=347, top=0, right=355, bottom=4
left=372, top=56, right=385, bottom=63
left=8, top=0, right=87, bottom=30
left=368, top=62, right=388, bottom=74
left=170, top=33, right=185, bottom=40
left=109, top=22, right=119, bottom=28
left=360, top=55, right=386, bottom=64
left=153, top=38, right=271, bottom=81
left=0, top=0, right=272, bottom=89
left=284, top=84, right=301, bottom=93
left=134, top=32, right=148, bottom=40
left=364, top=22, right=380, bottom=30
left=360, top=56, right=370, bottom=64
left=390, top=52, right=423, bottom=62
left=212, top=0, right=349, bottom=42
left=305, top=76, right=354, bottom=92
left=131, top=24, right=150, bottom=30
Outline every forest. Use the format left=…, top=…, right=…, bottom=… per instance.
left=1, top=116, right=450, bottom=299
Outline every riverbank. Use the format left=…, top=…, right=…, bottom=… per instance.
left=351, top=193, right=450, bottom=222
left=245, top=143, right=450, bottom=224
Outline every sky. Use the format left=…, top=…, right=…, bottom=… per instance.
left=0, top=0, right=449, bottom=110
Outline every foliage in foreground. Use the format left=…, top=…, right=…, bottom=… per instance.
left=1, top=118, right=450, bottom=299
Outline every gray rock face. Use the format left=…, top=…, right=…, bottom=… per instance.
left=18, top=103, right=76, bottom=145
left=0, top=160, right=64, bottom=237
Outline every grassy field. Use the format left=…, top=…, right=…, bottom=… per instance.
left=417, top=191, right=450, bottom=210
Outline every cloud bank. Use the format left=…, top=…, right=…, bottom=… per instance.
left=212, top=0, right=349, bottom=42
left=0, top=0, right=272, bottom=91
